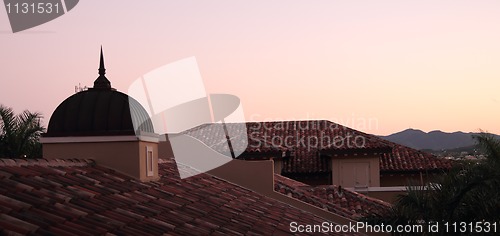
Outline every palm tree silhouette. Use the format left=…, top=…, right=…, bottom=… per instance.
left=0, top=105, right=45, bottom=158
left=363, top=134, right=500, bottom=235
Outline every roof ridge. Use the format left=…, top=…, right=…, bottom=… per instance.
left=275, top=174, right=391, bottom=207
left=311, top=185, right=392, bottom=207
left=377, top=137, right=438, bottom=156
left=191, top=119, right=336, bottom=125
left=274, top=175, right=363, bottom=219
left=274, top=174, right=392, bottom=220
left=245, top=119, right=332, bottom=123
left=274, top=173, right=307, bottom=187
left=0, top=158, right=95, bottom=167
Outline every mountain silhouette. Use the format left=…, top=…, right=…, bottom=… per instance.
left=380, top=129, right=500, bottom=150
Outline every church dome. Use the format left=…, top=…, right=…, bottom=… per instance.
left=46, top=48, right=154, bottom=137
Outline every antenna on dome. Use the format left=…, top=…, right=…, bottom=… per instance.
left=75, top=83, right=88, bottom=93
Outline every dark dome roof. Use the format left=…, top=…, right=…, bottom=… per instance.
left=46, top=89, right=154, bottom=137
left=45, top=48, right=154, bottom=137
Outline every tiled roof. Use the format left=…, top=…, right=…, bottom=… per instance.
left=377, top=139, right=453, bottom=173
left=181, top=123, right=287, bottom=157
left=183, top=120, right=391, bottom=173
left=0, top=158, right=350, bottom=235
left=183, top=120, right=452, bottom=173
left=274, top=174, right=391, bottom=221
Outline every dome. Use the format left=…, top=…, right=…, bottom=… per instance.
left=45, top=48, right=154, bottom=137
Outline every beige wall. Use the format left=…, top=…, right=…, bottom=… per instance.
left=208, top=159, right=275, bottom=195
left=380, top=174, right=421, bottom=187
left=158, top=139, right=174, bottom=159
left=358, top=190, right=405, bottom=204
left=380, top=172, right=444, bottom=187
left=284, top=173, right=331, bottom=186
left=331, top=155, right=380, bottom=187
left=43, top=140, right=159, bottom=182
left=208, top=160, right=353, bottom=225
left=273, top=159, right=282, bottom=174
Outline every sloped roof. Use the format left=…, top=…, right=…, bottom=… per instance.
left=183, top=120, right=391, bottom=173
left=274, top=174, right=391, bottom=221
left=182, top=120, right=452, bottom=173
left=377, top=138, right=453, bottom=173
left=181, top=123, right=286, bottom=158
left=0, top=158, right=350, bottom=235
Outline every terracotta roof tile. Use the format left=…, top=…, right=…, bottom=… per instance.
left=0, top=195, right=31, bottom=212
left=274, top=174, right=391, bottom=220
left=183, top=121, right=389, bottom=173
left=0, top=213, right=39, bottom=234
left=184, top=120, right=453, bottom=173
left=378, top=138, right=453, bottom=173
left=0, top=158, right=351, bottom=235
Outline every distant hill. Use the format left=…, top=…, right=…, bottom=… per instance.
left=380, top=129, right=500, bottom=151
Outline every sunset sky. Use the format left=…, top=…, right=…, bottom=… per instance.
left=1, top=1, right=499, bottom=135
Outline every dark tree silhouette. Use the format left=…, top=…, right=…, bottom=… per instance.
left=363, top=134, right=500, bottom=235
left=0, top=105, right=45, bottom=158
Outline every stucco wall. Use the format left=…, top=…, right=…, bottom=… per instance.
left=358, top=190, right=404, bottom=204
left=273, top=159, right=282, bottom=174
left=380, top=172, right=444, bottom=187
left=43, top=140, right=159, bottom=182
left=158, top=139, right=174, bottom=159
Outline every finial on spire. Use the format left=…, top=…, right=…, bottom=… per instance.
left=93, top=46, right=112, bottom=89
left=99, top=46, right=105, bottom=76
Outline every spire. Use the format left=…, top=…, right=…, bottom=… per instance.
left=93, top=46, right=112, bottom=89
left=99, top=46, right=105, bottom=76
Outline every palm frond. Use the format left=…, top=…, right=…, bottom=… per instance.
left=0, top=105, right=45, bottom=158
left=365, top=133, right=500, bottom=229
left=474, top=133, right=500, bottom=166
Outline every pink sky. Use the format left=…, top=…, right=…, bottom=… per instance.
left=1, top=1, right=499, bottom=135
